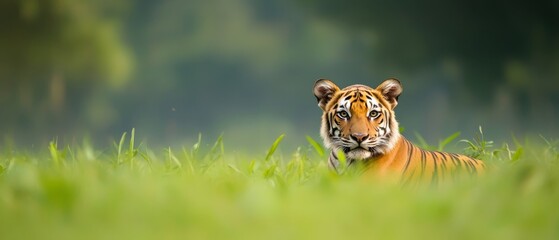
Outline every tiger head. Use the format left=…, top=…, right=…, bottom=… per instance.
left=313, top=78, right=403, bottom=162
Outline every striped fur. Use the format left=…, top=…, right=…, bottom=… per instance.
left=313, top=78, right=484, bottom=182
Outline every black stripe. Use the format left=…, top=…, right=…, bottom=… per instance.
left=466, top=159, right=477, bottom=175
left=419, top=148, right=427, bottom=180
left=473, top=159, right=484, bottom=168
left=329, top=151, right=339, bottom=172
left=450, top=153, right=462, bottom=171
left=401, top=168, right=416, bottom=188
left=435, top=152, right=448, bottom=180
left=464, top=155, right=477, bottom=162
left=446, top=153, right=462, bottom=179
left=326, top=112, right=332, bottom=134
left=446, top=152, right=457, bottom=168
left=429, top=151, right=439, bottom=184
left=447, top=153, right=462, bottom=178
left=464, top=155, right=482, bottom=170
left=464, top=159, right=474, bottom=175
left=455, top=154, right=473, bottom=175
left=331, top=151, right=338, bottom=160
left=401, top=139, right=414, bottom=175
left=471, top=159, right=480, bottom=166
left=455, top=154, right=472, bottom=175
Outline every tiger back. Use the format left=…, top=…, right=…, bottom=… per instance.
left=313, top=78, right=484, bottom=183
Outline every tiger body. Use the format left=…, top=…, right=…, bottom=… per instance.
left=313, top=78, right=484, bottom=182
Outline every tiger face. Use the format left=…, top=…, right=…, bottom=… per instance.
left=313, top=79, right=403, bottom=162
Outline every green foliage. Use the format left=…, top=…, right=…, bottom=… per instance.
left=306, top=135, right=324, bottom=157
left=438, top=132, right=461, bottom=151
left=265, top=134, right=285, bottom=162
left=113, top=128, right=140, bottom=167
left=460, top=126, right=494, bottom=159
left=414, top=127, right=528, bottom=165
left=458, top=126, right=527, bottom=164
left=0, top=131, right=559, bottom=239
left=0, top=0, right=132, bottom=84
left=48, top=139, right=66, bottom=167
left=414, top=131, right=461, bottom=152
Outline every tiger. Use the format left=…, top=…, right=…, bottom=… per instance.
left=313, top=78, right=484, bottom=183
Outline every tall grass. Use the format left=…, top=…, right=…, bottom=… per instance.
left=0, top=130, right=558, bottom=240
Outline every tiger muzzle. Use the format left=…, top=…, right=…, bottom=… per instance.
left=350, top=133, right=369, bottom=143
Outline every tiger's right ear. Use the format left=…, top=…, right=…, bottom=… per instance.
left=313, top=79, right=340, bottom=111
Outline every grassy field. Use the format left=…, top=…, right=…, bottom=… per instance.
left=1, top=129, right=558, bottom=240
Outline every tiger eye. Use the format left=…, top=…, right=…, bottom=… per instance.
left=369, top=110, right=380, bottom=118
left=337, top=111, right=349, bottom=119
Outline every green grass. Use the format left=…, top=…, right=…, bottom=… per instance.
left=1, top=130, right=559, bottom=240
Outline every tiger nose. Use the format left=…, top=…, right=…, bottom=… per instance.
left=351, top=133, right=369, bottom=143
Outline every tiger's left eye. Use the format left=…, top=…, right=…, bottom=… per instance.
left=337, top=111, right=349, bottom=119
left=369, top=110, right=380, bottom=118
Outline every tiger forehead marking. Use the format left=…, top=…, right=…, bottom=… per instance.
left=332, top=89, right=387, bottom=138
left=336, top=88, right=381, bottom=116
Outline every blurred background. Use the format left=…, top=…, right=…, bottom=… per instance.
left=1, top=0, right=558, bottom=151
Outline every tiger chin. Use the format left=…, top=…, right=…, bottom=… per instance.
left=313, top=78, right=484, bottom=182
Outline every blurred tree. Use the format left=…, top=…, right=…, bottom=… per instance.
left=298, top=0, right=559, bottom=103
left=1, top=0, right=556, bottom=147
left=0, top=0, right=132, bottom=139
left=117, top=0, right=374, bottom=146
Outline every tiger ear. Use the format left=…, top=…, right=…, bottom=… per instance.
left=376, top=78, right=403, bottom=109
left=313, top=79, right=340, bottom=111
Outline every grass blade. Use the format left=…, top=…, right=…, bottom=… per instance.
left=510, top=147, right=524, bottom=162
left=49, top=140, right=59, bottom=166
left=438, top=132, right=461, bottom=151
left=117, top=132, right=127, bottom=163
left=306, top=135, right=324, bottom=156
left=247, top=160, right=256, bottom=175
left=191, top=133, right=202, bottom=159
left=129, top=128, right=136, bottom=160
left=414, top=132, right=432, bottom=150
left=48, top=139, right=66, bottom=167
left=167, top=147, right=182, bottom=169
left=263, top=164, right=277, bottom=178
left=227, top=164, right=244, bottom=176
left=336, top=149, right=347, bottom=171
left=209, top=134, right=224, bottom=161
left=265, top=134, right=285, bottom=162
